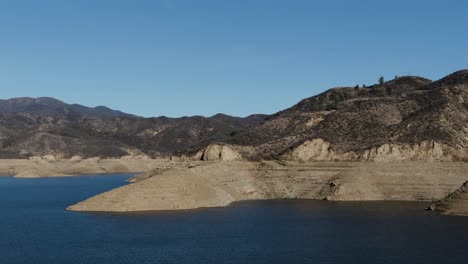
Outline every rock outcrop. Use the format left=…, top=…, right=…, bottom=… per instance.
left=198, top=144, right=242, bottom=161
left=430, top=181, right=468, bottom=216
left=284, top=139, right=336, bottom=161
left=283, top=139, right=467, bottom=162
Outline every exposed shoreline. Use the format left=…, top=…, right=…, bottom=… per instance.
left=66, top=160, right=468, bottom=215
left=430, top=181, right=468, bottom=216
left=3, top=158, right=467, bottom=216
left=0, top=157, right=178, bottom=178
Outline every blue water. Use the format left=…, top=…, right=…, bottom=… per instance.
left=1, top=174, right=468, bottom=264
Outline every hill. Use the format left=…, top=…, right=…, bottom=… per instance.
left=192, top=71, right=467, bottom=161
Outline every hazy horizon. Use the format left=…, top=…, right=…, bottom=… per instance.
left=1, top=0, right=467, bottom=117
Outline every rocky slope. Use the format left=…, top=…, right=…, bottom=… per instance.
left=182, top=70, right=467, bottom=162
left=430, top=181, right=468, bottom=216
left=0, top=97, right=267, bottom=158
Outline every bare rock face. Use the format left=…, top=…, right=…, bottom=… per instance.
left=284, top=138, right=467, bottom=162
left=360, top=141, right=467, bottom=161
left=200, top=144, right=242, bottom=161
left=284, top=138, right=338, bottom=161
left=70, top=155, right=83, bottom=161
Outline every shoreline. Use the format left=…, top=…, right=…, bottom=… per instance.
left=3, top=158, right=467, bottom=216
left=0, top=158, right=177, bottom=178
left=71, top=199, right=433, bottom=215
left=0, top=172, right=140, bottom=178
left=67, top=160, right=468, bottom=214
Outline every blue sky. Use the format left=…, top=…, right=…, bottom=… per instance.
left=0, top=0, right=467, bottom=117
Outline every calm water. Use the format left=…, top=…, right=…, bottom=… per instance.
left=1, top=174, right=468, bottom=264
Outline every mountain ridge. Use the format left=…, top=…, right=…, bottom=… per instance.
left=0, top=97, right=268, bottom=158
left=1, top=70, right=467, bottom=161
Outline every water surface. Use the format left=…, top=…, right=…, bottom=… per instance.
left=1, top=175, right=467, bottom=264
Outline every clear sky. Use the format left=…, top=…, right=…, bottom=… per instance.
left=0, top=0, right=467, bottom=117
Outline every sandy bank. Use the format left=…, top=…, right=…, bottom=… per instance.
left=67, top=161, right=468, bottom=212
left=0, top=158, right=178, bottom=178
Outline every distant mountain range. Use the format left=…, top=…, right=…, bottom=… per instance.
left=0, top=97, right=267, bottom=158
left=1, top=69, right=467, bottom=161
left=0, top=97, right=137, bottom=119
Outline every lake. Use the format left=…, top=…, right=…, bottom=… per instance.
left=1, top=174, right=467, bottom=264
